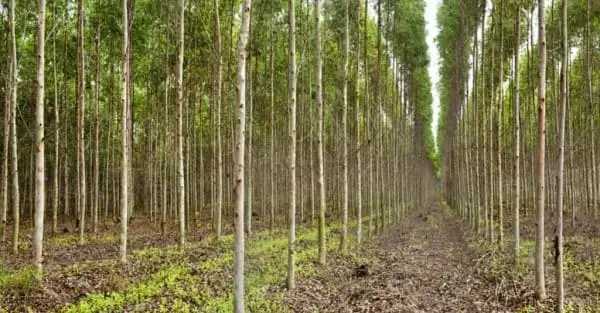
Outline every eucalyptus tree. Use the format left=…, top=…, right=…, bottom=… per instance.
left=555, top=0, right=568, bottom=309
left=513, top=2, right=521, bottom=263
left=76, top=0, right=87, bottom=246
left=51, top=0, right=60, bottom=237
left=585, top=0, right=597, bottom=217
left=316, top=0, right=326, bottom=265
left=355, top=0, right=362, bottom=246
left=1, top=80, right=8, bottom=242
left=233, top=0, right=252, bottom=310
left=496, top=0, right=504, bottom=247
left=213, top=0, right=224, bottom=239
left=33, top=0, right=47, bottom=273
left=341, top=0, right=349, bottom=252
left=9, top=0, right=20, bottom=255
left=92, top=0, right=101, bottom=235
left=287, top=0, right=297, bottom=290
left=535, top=0, right=547, bottom=300
left=120, top=0, right=131, bottom=263
left=176, top=0, right=186, bottom=247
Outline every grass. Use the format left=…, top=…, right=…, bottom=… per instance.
left=46, top=232, right=121, bottom=247
left=0, top=265, right=40, bottom=293
left=471, top=232, right=600, bottom=312
left=61, top=219, right=371, bottom=313
left=62, top=234, right=235, bottom=313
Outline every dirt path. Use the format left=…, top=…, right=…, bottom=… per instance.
left=288, top=200, right=511, bottom=313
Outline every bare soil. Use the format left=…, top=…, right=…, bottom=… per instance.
left=287, top=200, right=542, bottom=313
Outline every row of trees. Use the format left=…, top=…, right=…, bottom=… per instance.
left=438, top=0, right=599, bottom=311
left=1, top=0, right=438, bottom=306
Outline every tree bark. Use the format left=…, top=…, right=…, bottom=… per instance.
left=9, top=0, right=20, bottom=255
left=585, top=0, right=597, bottom=217
left=556, top=0, right=567, bottom=310
left=287, top=0, right=297, bottom=290
left=341, top=0, right=349, bottom=252
left=176, top=0, right=186, bottom=247
left=213, top=0, right=223, bottom=238
left=315, top=0, right=326, bottom=265
left=233, top=0, right=252, bottom=311
left=269, top=1, right=275, bottom=232
left=33, top=0, right=47, bottom=272
left=497, top=0, right=504, bottom=248
left=513, top=5, right=521, bottom=263
left=76, top=0, right=87, bottom=246
left=120, top=0, right=130, bottom=263
left=535, top=0, right=547, bottom=300
left=1, top=62, right=10, bottom=242
left=93, top=0, right=102, bottom=235
left=355, top=0, right=362, bottom=246
left=51, top=0, right=60, bottom=237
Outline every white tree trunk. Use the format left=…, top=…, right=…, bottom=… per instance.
left=176, top=0, right=186, bottom=247
left=315, top=0, right=326, bottom=266
left=513, top=6, right=521, bottom=263
left=355, top=0, right=362, bottom=246
left=556, top=0, right=568, bottom=310
left=76, top=0, right=87, bottom=246
left=535, top=0, right=547, bottom=300
left=93, top=0, right=101, bottom=235
left=9, top=0, right=21, bottom=256
left=34, top=0, right=47, bottom=272
left=1, top=72, right=9, bottom=242
left=341, top=0, right=349, bottom=252
left=213, top=0, right=223, bottom=238
left=120, top=0, right=130, bottom=263
left=287, top=0, right=297, bottom=290
left=233, top=0, right=252, bottom=311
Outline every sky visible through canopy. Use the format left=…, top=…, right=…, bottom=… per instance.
left=425, top=0, right=441, bottom=147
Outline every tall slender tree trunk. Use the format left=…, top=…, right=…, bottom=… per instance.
left=76, top=0, right=87, bottom=246
left=355, top=0, right=362, bottom=246
left=126, top=0, right=134, bottom=222
left=341, top=0, right=349, bottom=252
left=213, top=0, right=223, bottom=238
left=535, top=0, right=548, bottom=300
left=9, top=0, right=20, bottom=255
left=161, top=4, right=169, bottom=236
left=51, top=0, right=60, bottom=237
left=513, top=5, right=521, bottom=263
left=93, top=0, right=102, bottom=235
left=33, top=0, right=47, bottom=273
left=489, top=11, right=495, bottom=243
left=365, top=0, right=372, bottom=240
left=176, top=0, right=186, bottom=247
left=1, top=65, right=10, bottom=242
left=556, top=0, right=567, bottom=309
left=473, top=10, right=481, bottom=234
left=375, top=0, right=382, bottom=234
left=497, top=0, right=504, bottom=248
left=481, top=2, right=488, bottom=240
left=120, top=0, right=130, bottom=263
left=233, top=1, right=252, bottom=311
left=315, top=0, right=326, bottom=265
left=287, top=0, right=297, bottom=290
left=246, top=54, right=254, bottom=235
left=246, top=47, right=253, bottom=235
left=585, top=0, right=597, bottom=217
left=269, top=1, right=275, bottom=232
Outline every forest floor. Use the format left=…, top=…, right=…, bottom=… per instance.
left=287, top=200, right=600, bottom=313
left=288, top=200, right=514, bottom=313
left=1, top=200, right=599, bottom=312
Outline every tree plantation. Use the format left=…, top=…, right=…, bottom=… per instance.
left=0, top=0, right=598, bottom=312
